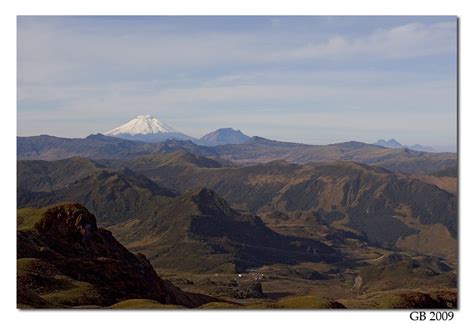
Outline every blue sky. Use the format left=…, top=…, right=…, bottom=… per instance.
left=17, top=16, right=457, bottom=149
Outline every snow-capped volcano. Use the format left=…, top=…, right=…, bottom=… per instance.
left=104, top=115, right=195, bottom=143
left=105, top=115, right=177, bottom=135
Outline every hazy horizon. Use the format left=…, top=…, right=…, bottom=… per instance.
left=17, top=16, right=457, bottom=149
left=17, top=115, right=457, bottom=152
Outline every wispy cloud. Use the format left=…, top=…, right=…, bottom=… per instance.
left=17, top=16, right=457, bottom=146
left=17, top=18, right=456, bottom=84
left=277, top=22, right=456, bottom=60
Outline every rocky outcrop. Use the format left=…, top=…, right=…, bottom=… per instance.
left=17, top=204, right=216, bottom=308
left=229, top=279, right=266, bottom=299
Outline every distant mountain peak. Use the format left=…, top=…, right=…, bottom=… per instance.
left=387, top=138, right=402, bottom=146
left=103, top=115, right=199, bottom=143
left=374, top=138, right=403, bottom=148
left=105, top=115, right=178, bottom=136
left=200, top=128, right=250, bottom=146
left=374, top=138, right=435, bottom=152
left=187, top=187, right=230, bottom=210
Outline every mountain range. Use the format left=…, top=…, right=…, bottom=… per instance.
left=17, top=149, right=458, bottom=308
left=17, top=134, right=457, bottom=174
left=16, top=114, right=458, bottom=309
left=18, top=152, right=456, bottom=259
left=102, top=115, right=448, bottom=152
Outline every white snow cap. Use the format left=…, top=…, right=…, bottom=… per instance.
left=105, top=115, right=178, bottom=135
